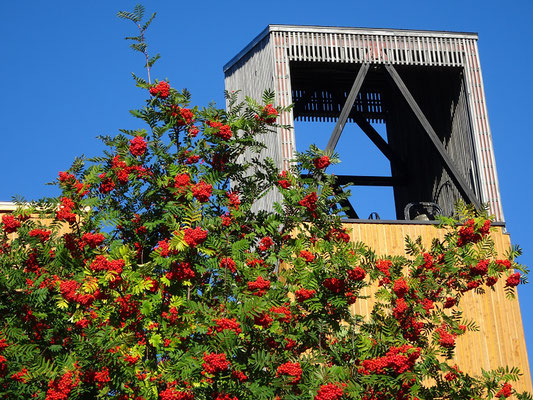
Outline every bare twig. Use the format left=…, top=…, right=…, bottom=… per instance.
left=136, top=22, right=152, bottom=84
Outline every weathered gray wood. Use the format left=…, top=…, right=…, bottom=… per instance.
left=384, top=64, right=482, bottom=210
left=326, top=63, right=369, bottom=152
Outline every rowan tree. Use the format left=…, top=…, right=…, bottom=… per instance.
left=0, top=5, right=530, bottom=400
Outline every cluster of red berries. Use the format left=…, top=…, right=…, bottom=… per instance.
left=506, top=272, right=521, bottom=287
left=360, top=345, right=421, bottom=375
left=276, top=361, right=302, bottom=383
left=277, top=170, right=291, bottom=189
left=313, top=155, right=331, bottom=169
left=326, top=227, right=350, bottom=243
left=56, top=197, right=77, bottom=224
left=323, top=277, right=345, bottom=294
left=270, top=305, right=292, bottom=323
left=174, top=173, right=191, bottom=193
left=45, top=371, right=77, bottom=400
left=258, top=236, right=274, bottom=251
left=214, top=393, right=238, bottom=400
left=166, top=105, right=194, bottom=126
left=58, top=171, right=89, bottom=196
left=28, top=228, right=51, bottom=242
left=496, top=383, right=513, bottom=398
left=219, top=257, right=237, bottom=273
left=295, top=288, right=316, bottom=302
left=208, top=318, right=241, bottom=335
left=0, top=335, right=8, bottom=379
left=90, top=255, right=124, bottom=275
left=232, top=369, right=248, bottom=382
left=457, top=218, right=491, bottom=246
left=115, top=295, right=139, bottom=321
left=314, top=383, right=344, bottom=400
left=165, top=262, right=196, bottom=282
left=160, top=387, right=194, bottom=400
left=155, top=239, right=170, bottom=257
left=183, top=227, right=208, bottom=247
left=247, top=276, right=271, bottom=296
left=110, top=155, right=130, bottom=184
left=10, top=367, right=28, bottom=383
left=192, top=181, right=212, bottom=203
left=436, top=326, right=457, bottom=349
left=59, top=280, right=98, bottom=306
left=347, top=266, right=366, bottom=281
left=81, top=232, right=105, bottom=249
left=98, top=172, right=116, bottom=194
left=227, top=191, right=241, bottom=210
left=83, top=367, right=111, bottom=389
left=149, top=81, right=170, bottom=98
left=299, top=250, right=315, bottom=262
left=129, top=136, right=147, bottom=156
left=299, top=192, right=318, bottom=214
left=393, top=278, right=409, bottom=298
left=254, top=312, right=273, bottom=328
left=202, top=352, right=229, bottom=374
left=207, top=121, right=233, bottom=140
left=255, top=104, right=278, bottom=123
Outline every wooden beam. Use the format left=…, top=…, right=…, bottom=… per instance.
left=301, top=174, right=403, bottom=187
left=384, top=64, right=482, bottom=210
left=352, top=112, right=406, bottom=170
left=335, top=175, right=403, bottom=186
left=460, top=74, right=481, bottom=199
left=338, top=198, right=358, bottom=219
left=326, top=63, right=370, bottom=152
left=332, top=185, right=359, bottom=219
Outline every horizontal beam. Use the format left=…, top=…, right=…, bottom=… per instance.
left=301, top=174, right=403, bottom=187
left=335, top=175, right=402, bottom=186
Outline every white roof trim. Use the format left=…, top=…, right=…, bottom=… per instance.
left=0, top=201, right=17, bottom=211
left=223, top=24, right=478, bottom=73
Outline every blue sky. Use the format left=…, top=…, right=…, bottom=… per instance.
left=1, top=0, right=532, bottom=375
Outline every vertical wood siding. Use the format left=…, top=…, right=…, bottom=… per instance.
left=224, top=36, right=283, bottom=211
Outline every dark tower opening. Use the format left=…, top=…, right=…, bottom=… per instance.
left=290, top=62, right=480, bottom=219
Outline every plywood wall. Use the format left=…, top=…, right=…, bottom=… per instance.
left=346, top=221, right=532, bottom=393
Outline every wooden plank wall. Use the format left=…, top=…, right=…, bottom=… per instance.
left=224, top=35, right=285, bottom=212
left=346, top=221, right=532, bottom=392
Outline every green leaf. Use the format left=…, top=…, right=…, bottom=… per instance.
left=149, top=333, right=162, bottom=347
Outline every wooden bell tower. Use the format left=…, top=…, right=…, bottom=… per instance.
left=224, top=25, right=503, bottom=221
left=224, top=25, right=531, bottom=392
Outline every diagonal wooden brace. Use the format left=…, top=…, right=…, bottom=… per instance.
left=326, top=63, right=370, bottom=152
left=352, top=112, right=406, bottom=172
left=384, top=64, right=482, bottom=210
